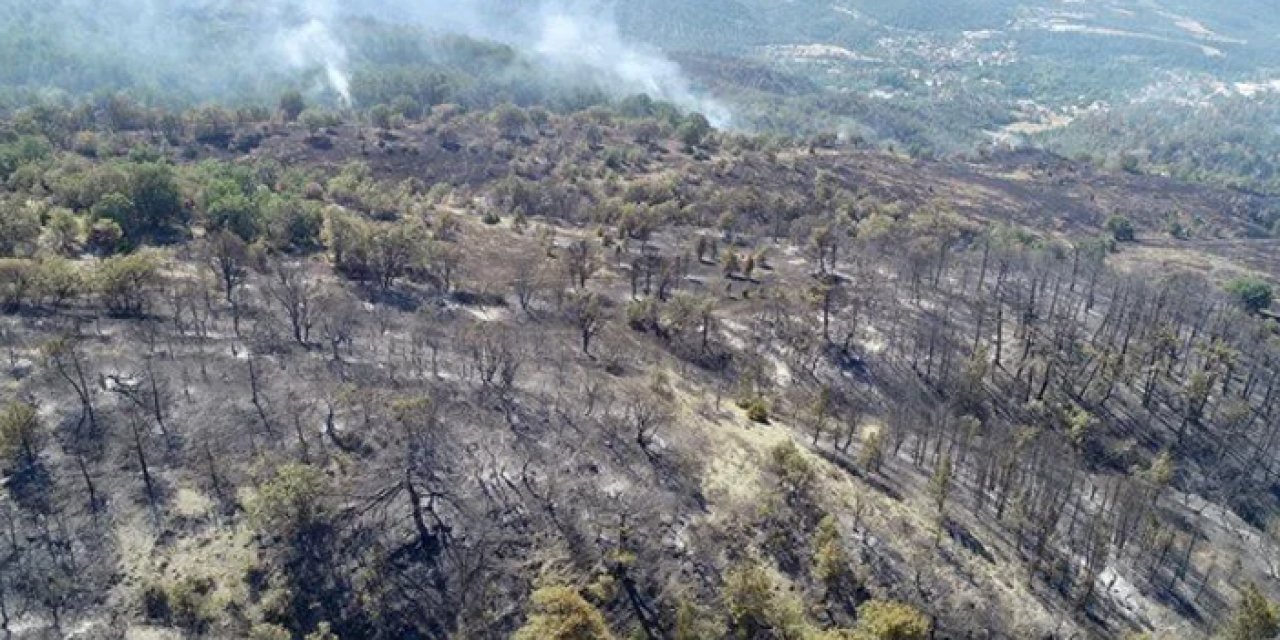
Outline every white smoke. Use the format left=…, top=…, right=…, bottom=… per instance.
left=13, top=0, right=730, bottom=125
left=299, top=0, right=732, bottom=124
left=279, top=18, right=352, bottom=106
left=531, top=8, right=732, bottom=126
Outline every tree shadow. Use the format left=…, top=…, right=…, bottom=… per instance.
left=817, top=449, right=904, bottom=502
left=6, top=460, right=55, bottom=514
left=943, top=518, right=995, bottom=564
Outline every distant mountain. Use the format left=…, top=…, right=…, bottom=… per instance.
left=618, top=0, right=1280, bottom=63
left=609, top=0, right=1280, bottom=194
left=2, top=0, right=1278, bottom=194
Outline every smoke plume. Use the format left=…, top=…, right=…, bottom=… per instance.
left=0, top=0, right=728, bottom=124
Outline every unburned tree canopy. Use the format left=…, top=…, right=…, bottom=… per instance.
left=1225, top=277, right=1273, bottom=314
left=854, top=600, right=930, bottom=640
left=249, top=463, right=332, bottom=543
left=0, top=400, right=43, bottom=468
left=1220, top=583, right=1280, bottom=640
left=513, top=585, right=614, bottom=640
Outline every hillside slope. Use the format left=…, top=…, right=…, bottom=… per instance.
left=1, top=104, right=1279, bottom=638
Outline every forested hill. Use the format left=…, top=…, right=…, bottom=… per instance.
left=3, top=2, right=1280, bottom=638
left=611, top=0, right=1280, bottom=195
left=1, top=95, right=1280, bottom=639
left=6, top=0, right=1280, bottom=197
left=617, top=0, right=1280, bottom=61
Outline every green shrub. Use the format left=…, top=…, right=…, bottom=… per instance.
left=1221, top=582, right=1280, bottom=640
left=0, top=200, right=42, bottom=257
left=249, top=624, right=293, bottom=640
left=299, top=109, right=342, bottom=134
left=1105, top=215, right=1136, bottom=242
left=36, top=257, right=83, bottom=307
left=0, top=400, right=43, bottom=468
left=279, top=90, right=306, bottom=123
left=103, top=162, right=186, bottom=243
left=96, top=251, right=161, bottom=316
left=187, top=105, right=236, bottom=146
left=165, top=576, right=214, bottom=631
left=1226, top=277, right=1273, bottom=314
left=86, top=218, right=125, bottom=256
left=264, top=198, right=323, bottom=251
left=626, top=298, right=660, bottom=332
left=0, top=135, right=52, bottom=181
left=855, top=599, right=931, bottom=640
left=0, top=259, right=38, bottom=310
left=40, top=208, right=83, bottom=256
left=768, top=440, right=815, bottom=497
left=513, top=585, right=613, bottom=640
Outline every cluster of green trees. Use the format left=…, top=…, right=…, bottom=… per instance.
left=0, top=251, right=159, bottom=315
left=1044, top=95, right=1280, bottom=202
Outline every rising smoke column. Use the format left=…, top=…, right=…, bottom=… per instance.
left=10, top=0, right=728, bottom=123
left=275, top=0, right=352, bottom=106
left=530, top=5, right=732, bottom=126
left=279, top=18, right=352, bottom=106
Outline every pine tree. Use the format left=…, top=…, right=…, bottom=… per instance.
left=513, top=586, right=614, bottom=640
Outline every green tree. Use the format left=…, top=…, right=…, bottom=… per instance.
left=95, top=251, right=161, bottom=316
left=1225, top=277, right=1273, bottom=314
left=1220, top=583, right=1279, bottom=640
left=674, top=595, right=724, bottom=640
left=249, top=463, right=342, bottom=633
left=249, top=623, right=293, bottom=640
left=859, top=429, right=885, bottom=474
left=202, top=183, right=261, bottom=241
left=808, top=387, right=833, bottom=445
left=299, top=109, right=342, bottom=134
left=91, top=193, right=135, bottom=239
left=369, top=104, right=394, bottom=130
left=391, top=95, right=422, bottom=120
left=1105, top=215, right=1136, bottom=243
left=85, top=218, right=125, bottom=256
left=187, top=105, right=236, bottom=145
left=40, top=208, right=82, bottom=256
left=724, top=561, right=809, bottom=640
left=0, top=259, right=38, bottom=310
left=280, top=91, right=307, bottom=123
left=721, top=250, right=740, bottom=279
left=0, top=400, right=43, bottom=468
left=769, top=440, right=815, bottom=501
left=492, top=104, right=531, bottom=141
left=36, top=257, right=83, bottom=307
left=367, top=222, right=426, bottom=290
left=0, top=135, right=51, bottom=181
left=305, top=621, right=341, bottom=640
left=205, top=230, right=250, bottom=302
left=513, top=585, right=614, bottom=640
left=854, top=600, right=930, bottom=640
left=0, top=199, right=42, bottom=257
left=126, top=163, right=186, bottom=242
left=678, top=113, right=712, bottom=149
left=813, top=515, right=856, bottom=596
left=249, top=463, right=332, bottom=540
left=263, top=197, right=323, bottom=251
left=566, top=292, right=606, bottom=355
left=724, top=562, right=775, bottom=638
